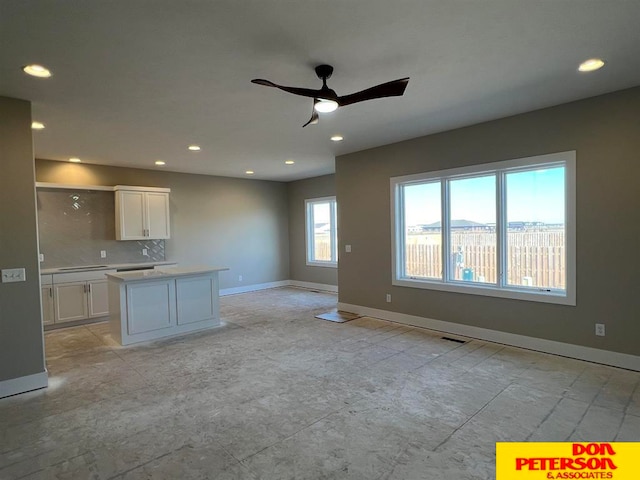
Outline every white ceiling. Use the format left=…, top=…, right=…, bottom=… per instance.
left=2, top=1, right=640, bottom=182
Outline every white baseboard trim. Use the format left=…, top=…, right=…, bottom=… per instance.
left=289, top=280, right=338, bottom=293
left=220, top=280, right=290, bottom=296
left=0, top=370, right=48, bottom=399
left=338, top=302, right=640, bottom=371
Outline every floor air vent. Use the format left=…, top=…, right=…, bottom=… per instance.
left=441, top=336, right=467, bottom=344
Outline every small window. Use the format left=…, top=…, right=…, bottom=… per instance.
left=391, top=151, right=575, bottom=305
left=306, top=197, right=337, bottom=267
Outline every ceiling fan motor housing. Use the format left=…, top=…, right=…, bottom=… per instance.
left=315, top=64, right=334, bottom=80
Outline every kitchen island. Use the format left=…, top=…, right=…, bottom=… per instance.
left=107, top=266, right=228, bottom=345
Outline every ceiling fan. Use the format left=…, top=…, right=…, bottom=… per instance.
left=251, top=64, right=409, bottom=127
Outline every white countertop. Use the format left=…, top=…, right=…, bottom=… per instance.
left=106, top=266, right=229, bottom=282
left=41, top=261, right=176, bottom=275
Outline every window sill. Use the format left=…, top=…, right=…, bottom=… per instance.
left=306, top=262, right=338, bottom=269
left=392, top=277, right=575, bottom=306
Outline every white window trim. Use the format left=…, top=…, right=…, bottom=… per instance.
left=390, top=151, right=576, bottom=306
left=305, top=196, right=338, bottom=268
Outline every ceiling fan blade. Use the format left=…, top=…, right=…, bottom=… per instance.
left=337, top=77, right=409, bottom=107
left=302, top=100, right=320, bottom=128
left=302, top=111, right=319, bottom=128
left=251, top=79, right=323, bottom=99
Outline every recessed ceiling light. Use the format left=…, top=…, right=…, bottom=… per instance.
left=188, top=145, right=201, bottom=151
left=314, top=99, right=339, bottom=113
left=69, top=157, right=81, bottom=163
left=22, top=64, right=52, bottom=78
left=330, top=135, right=344, bottom=142
left=155, top=160, right=166, bottom=166
left=31, top=121, right=45, bottom=130
left=285, top=160, right=295, bottom=165
left=578, top=58, right=605, bottom=72
left=245, top=170, right=254, bottom=175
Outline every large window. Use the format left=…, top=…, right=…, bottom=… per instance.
left=391, top=151, right=575, bottom=305
left=306, top=197, right=337, bottom=267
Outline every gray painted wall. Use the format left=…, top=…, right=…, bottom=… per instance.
left=0, top=97, right=46, bottom=383
left=287, top=174, right=337, bottom=286
left=336, top=87, right=640, bottom=356
left=36, top=160, right=290, bottom=289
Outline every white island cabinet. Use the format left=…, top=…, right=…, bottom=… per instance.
left=107, top=266, right=228, bottom=345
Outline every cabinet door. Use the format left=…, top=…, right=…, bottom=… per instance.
left=116, top=190, right=146, bottom=240
left=54, top=282, right=89, bottom=323
left=41, top=286, right=55, bottom=326
left=146, top=192, right=170, bottom=239
left=88, top=280, right=109, bottom=317
left=126, top=279, right=175, bottom=335
left=176, top=275, right=215, bottom=325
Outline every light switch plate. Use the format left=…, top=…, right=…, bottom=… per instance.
left=345, top=245, right=352, bottom=253
left=2, top=268, right=26, bottom=283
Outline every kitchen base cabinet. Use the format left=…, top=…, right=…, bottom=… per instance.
left=40, top=276, right=55, bottom=326
left=108, top=267, right=227, bottom=346
left=54, top=282, right=89, bottom=323
left=41, top=270, right=115, bottom=328
left=41, top=287, right=55, bottom=326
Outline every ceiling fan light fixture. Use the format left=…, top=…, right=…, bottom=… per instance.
left=578, top=58, right=605, bottom=72
left=22, top=64, right=52, bottom=78
left=314, top=99, right=339, bottom=113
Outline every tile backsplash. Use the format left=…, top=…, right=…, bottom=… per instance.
left=37, top=188, right=165, bottom=268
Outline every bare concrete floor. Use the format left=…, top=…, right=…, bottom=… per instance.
left=1, top=287, right=639, bottom=479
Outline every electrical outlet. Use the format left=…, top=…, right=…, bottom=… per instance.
left=142, top=248, right=148, bottom=256
left=1, top=268, right=26, bottom=283
left=238, top=275, right=243, bottom=282
left=100, top=250, right=107, bottom=258
left=38, top=253, right=44, bottom=262
left=386, top=293, right=392, bottom=303
left=345, top=244, right=352, bottom=253
left=595, top=323, right=605, bottom=337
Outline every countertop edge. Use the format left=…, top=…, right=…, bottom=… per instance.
left=106, top=267, right=229, bottom=282
left=41, top=261, right=177, bottom=275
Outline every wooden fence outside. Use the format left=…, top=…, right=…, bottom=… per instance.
left=313, top=230, right=565, bottom=289
left=405, top=231, right=565, bottom=289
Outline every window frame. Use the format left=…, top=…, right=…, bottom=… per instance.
left=390, top=151, right=576, bottom=305
left=305, top=196, right=338, bottom=268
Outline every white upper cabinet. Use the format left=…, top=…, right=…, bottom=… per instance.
left=115, top=186, right=170, bottom=240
